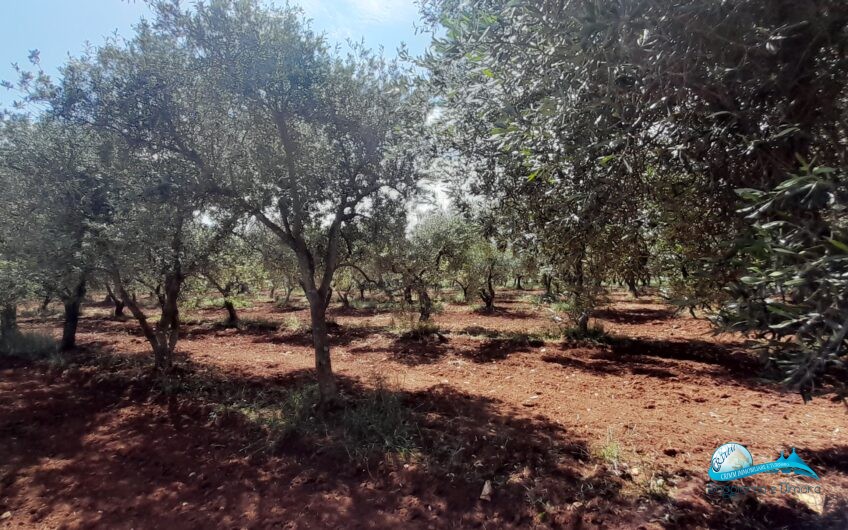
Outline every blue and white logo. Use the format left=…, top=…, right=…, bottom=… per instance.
left=708, top=443, right=818, bottom=482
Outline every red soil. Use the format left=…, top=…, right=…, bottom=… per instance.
left=1, top=291, right=846, bottom=529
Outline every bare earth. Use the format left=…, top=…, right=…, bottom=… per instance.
left=1, top=291, right=846, bottom=529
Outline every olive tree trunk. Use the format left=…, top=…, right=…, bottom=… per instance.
left=114, top=270, right=182, bottom=373
left=0, top=303, right=17, bottom=342
left=60, top=278, right=87, bottom=351
left=105, top=283, right=125, bottom=317
left=479, top=266, right=496, bottom=312
left=223, top=299, right=239, bottom=326
left=305, top=287, right=336, bottom=402
left=418, top=287, right=432, bottom=321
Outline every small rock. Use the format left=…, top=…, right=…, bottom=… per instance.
left=1, top=511, right=11, bottom=520
left=795, top=492, right=825, bottom=514
left=631, top=467, right=640, bottom=476
left=522, top=395, right=540, bottom=407
left=480, top=480, right=493, bottom=501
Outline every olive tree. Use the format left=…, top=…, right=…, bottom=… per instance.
left=150, top=0, right=429, bottom=403
left=391, top=211, right=471, bottom=320
left=247, top=226, right=301, bottom=307
left=465, top=238, right=515, bottom=313
left=199, top=232, right=266, bottom=326
left=94, top=147, right=237, bottom=371
left=422, top=0, right=848, bottom=319
left=0, top=259, right=29, bottom=344
left=0, top=117, right=110, bottom=350
left=34, top=1, right=252, bottom=371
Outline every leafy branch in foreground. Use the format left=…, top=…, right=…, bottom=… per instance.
left=719, top=163, right=848, bottom=400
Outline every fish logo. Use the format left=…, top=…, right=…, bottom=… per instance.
left=708, top=443, right=818, bottom=482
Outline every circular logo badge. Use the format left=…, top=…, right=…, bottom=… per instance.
left=711, top=443, right=753, bottom=474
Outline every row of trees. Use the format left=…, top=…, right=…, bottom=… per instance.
left=420, top=0, right=848, bottom=395
left=0, top=0, right=431, bottom=404
left=1, top=0, right=846, bottom=399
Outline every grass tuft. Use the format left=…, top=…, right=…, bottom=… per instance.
left=281, top=315, right=306, bottom=333
left=339, top=382, right=417, bottom=463
left=562, top=323, right=612, bottom=343
left=0, top=331, right=58, bottom=360
left=237, top=317, right=281, bottom=332
left=399, top=320, right=442, bottom=341
left=592, top=429, right=621, bottom=466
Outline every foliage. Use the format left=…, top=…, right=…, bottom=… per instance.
left=337, top=380, right=417, bottom=463
left=1, top=0, right=847, bottom=402
left=198, top=231, right=267, bottom=324
left=398, top=319, right=443, bottom=342
left=0, top=331, right=58, bottom=361
left=141, top=0, right=430, bottom=401
left=247, top=226, right=300, bottom=305
left=718, top=164, right=848, bottom=397
left=0, top=117, right=108, bottom=349
left=422, top=0, right=848, bottom=321
left=259, top=379, right=417, bottom=464
left=390, top=210, right=473, bottom=320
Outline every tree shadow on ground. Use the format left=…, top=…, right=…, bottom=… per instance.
left=470, top=307, right=538, bottom=320
left=250, top=323, right=388, bottom=349
left=542, top=336, right=770, bottom=388
left=458, top=337, right=537, bottom=363
left=542, top=351, right=679, bottom=379
left=0, top=356, right=624, bottom=528
left=76, top=316, right=144, bottom=336
left=806, top=445, right=848, bottom=475
left=607, top=337, right=758, bottom=372
left=593, top=306, right=677, bottom=325
left=2, top=354, right=842, bottom=528
left=375, top=332, right=541, bottom=366
left=377, top=335, right=453, bottom=366
left=657, top=468, right=846, bottom=530
left=268, top=303, right=308, bottom=314
left=327, top=305, right=396, bottom=317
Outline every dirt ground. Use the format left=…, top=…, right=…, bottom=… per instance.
left=1, top=290, right=846, bottom=529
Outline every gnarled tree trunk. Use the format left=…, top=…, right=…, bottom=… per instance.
left=306, top=287, right=336, bottom=403
left=337, top=290, right=351, bottom=308
left=418, top=287, right=432, bottom=321
left=223, top=299, right=239, bottom=326
left=577, top=312, right=590, bottom=336
left=105, top=283, right=125, bottom=317
left=479, top=266, right=496, bottom=312
left=114, top=270, right=182, bottom=373
left=454, top=280, right=469, bottom=302
left=60, top=278, right=86, bottom=351
left=0, top=303, right=17, bottom=342
left=40, top=295, right=51, bottom=313
left=541, top=273, right=554, bottom=300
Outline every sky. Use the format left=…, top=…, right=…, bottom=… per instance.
left=0, top=0, right=430, bottom=108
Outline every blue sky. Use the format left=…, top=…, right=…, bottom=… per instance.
left=0, top=0, right=429, bottom=108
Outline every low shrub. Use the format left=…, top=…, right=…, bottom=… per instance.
left=0, top=331, right=58, bottom=360
left=562, top=323, right=611, bottom=343
left=237, top=317, right=281, bottom=332
left=339, top=379, right=417, bottom=463
left=260, top=378, right=417, bottom=465
left=281, top=315, right=306, bottom=333
left=399, top=320, right=445, bottom=342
